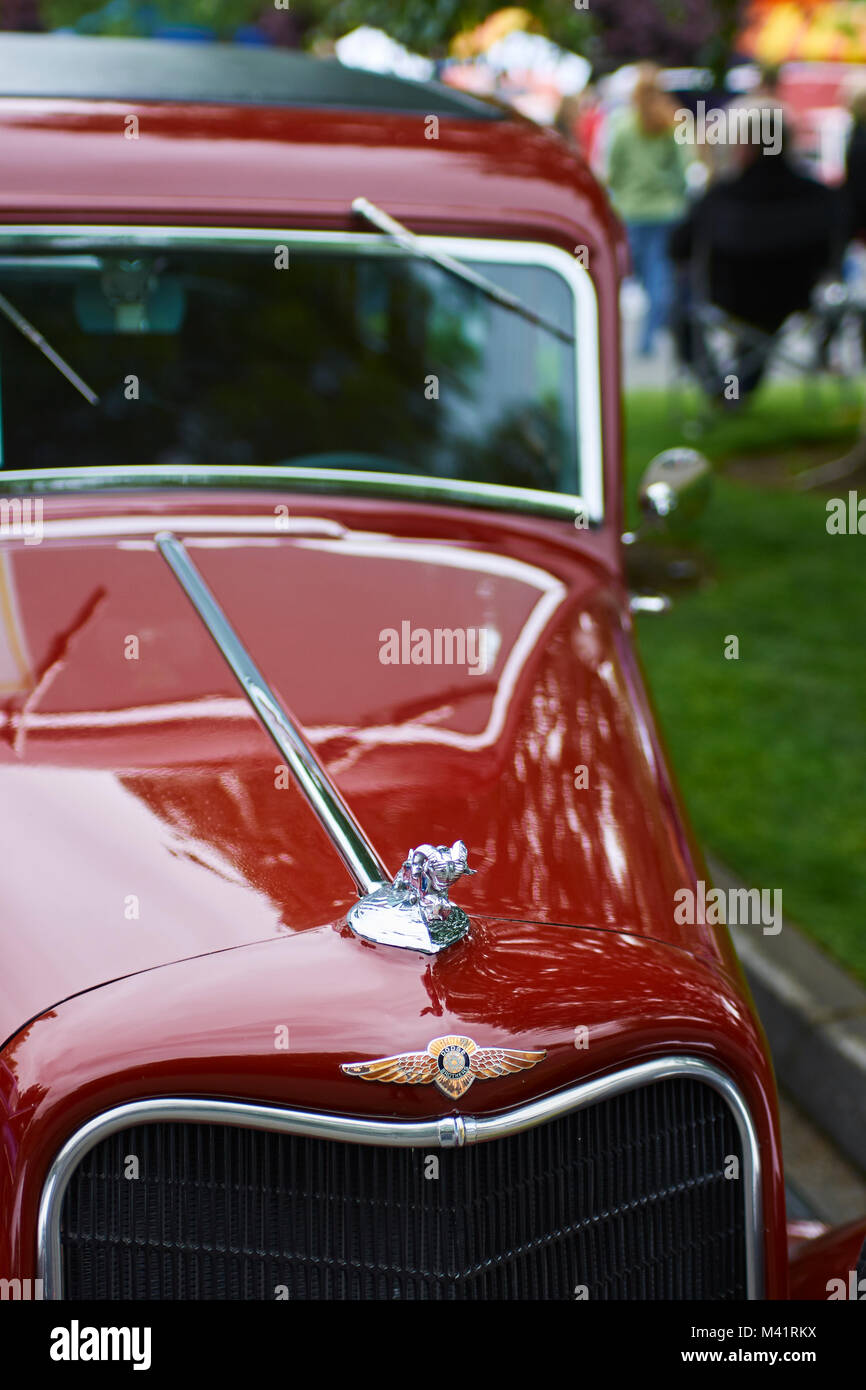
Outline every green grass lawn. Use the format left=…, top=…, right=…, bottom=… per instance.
left=625, top=382, right=866, bottom=982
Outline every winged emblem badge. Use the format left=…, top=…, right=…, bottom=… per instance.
left=341, top=1034, right=546, bottom=1099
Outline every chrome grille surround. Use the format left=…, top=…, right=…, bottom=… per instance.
left=38, top=1056, right=763, bottom=1299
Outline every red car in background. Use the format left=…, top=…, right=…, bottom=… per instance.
left=0, top=33, right=861, bottom=1302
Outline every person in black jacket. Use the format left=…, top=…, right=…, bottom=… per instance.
left=845, top=87, right=866, bottom=241
left=670, top=107, right=846, bottom=398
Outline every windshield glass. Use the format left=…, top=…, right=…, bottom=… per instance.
left=0, top=236, right=580, bottom=494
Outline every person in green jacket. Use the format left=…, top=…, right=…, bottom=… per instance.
left=607, top=65, right=692, bottom=355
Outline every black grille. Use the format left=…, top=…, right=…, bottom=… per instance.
left=59, top=1078, right=748, bottom=1299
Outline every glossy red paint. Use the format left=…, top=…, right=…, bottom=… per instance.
left=0, top=495, right=739, bottom=1043
left=0, top=83, right=834, bottom=1302
left=0, top=101, right=622, bottom=250
left=787, top=1219, right=828, bottom=1256
left=1, top=913, right=787, bottom=1292
left=0, top=489, right=788, bottom=1292
left=788, top=1219, right=866, bottom=1300
left=0, top=96, right=627, bottom=546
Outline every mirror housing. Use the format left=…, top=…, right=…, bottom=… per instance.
left=637, top=448, right=712, bottom=532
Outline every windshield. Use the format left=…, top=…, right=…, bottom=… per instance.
left=0, top=235, right=580, bottom=494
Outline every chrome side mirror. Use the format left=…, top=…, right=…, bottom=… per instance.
left=637, top=448, right=712, bottom=531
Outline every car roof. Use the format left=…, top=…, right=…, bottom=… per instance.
left=0, top=32, right=503, bottom=120
left=0, top=32, right=626, bottom=313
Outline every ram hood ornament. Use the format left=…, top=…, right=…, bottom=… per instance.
left=347, top=840, right=475, bottom=954
left=342, top=1034, right=547, bottom=1099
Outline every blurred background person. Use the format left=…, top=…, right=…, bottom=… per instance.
left=670, top=106, right=846, bottom=398
left=845, top=82, right=866, bottom=241
left=752, top=61, right=785, bottom=111
left=605, top=63, right=691, bottom=356
left=556, top=84, right=604, bottom=173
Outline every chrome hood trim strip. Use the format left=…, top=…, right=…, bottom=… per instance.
left=155, top=530, right=389, bottom=896
left=37, top=1056, right=764, bottom=1300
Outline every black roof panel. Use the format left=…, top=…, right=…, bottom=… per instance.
left=0, top=33, right=504, bottom=119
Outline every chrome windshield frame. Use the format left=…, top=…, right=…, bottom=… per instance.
left=0, top=224, right=604, bottom=523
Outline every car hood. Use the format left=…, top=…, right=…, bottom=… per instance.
left=0, top=906, right=784, bottom=1294
left=0, top=495, right=719, bottom=1044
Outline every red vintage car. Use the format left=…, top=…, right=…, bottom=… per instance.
left=0, top=33, right=861, bottom=1303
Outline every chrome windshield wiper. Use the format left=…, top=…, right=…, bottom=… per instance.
left=352, top=196, right=575, bottom=346
left=0, top=289, right=99, bottom=405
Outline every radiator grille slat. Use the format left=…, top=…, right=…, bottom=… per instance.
left=59, top=1078, right=747, bottom=1299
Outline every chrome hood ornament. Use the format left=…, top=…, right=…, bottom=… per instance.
left=348, top=840, right=475, bottom=954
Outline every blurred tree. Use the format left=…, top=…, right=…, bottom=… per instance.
left=40, top=0, right=263, bottom=37
left=1, top=0, right=42, bottom=30
left=302, top=0, right=592, bottom=58
left=590, top=0, right=747, bottom=76
left=32, top=0, right=748, bottom=77
left=302, top=0, right=748, bottom=76
left=704, top=0, right=748, bottom=81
